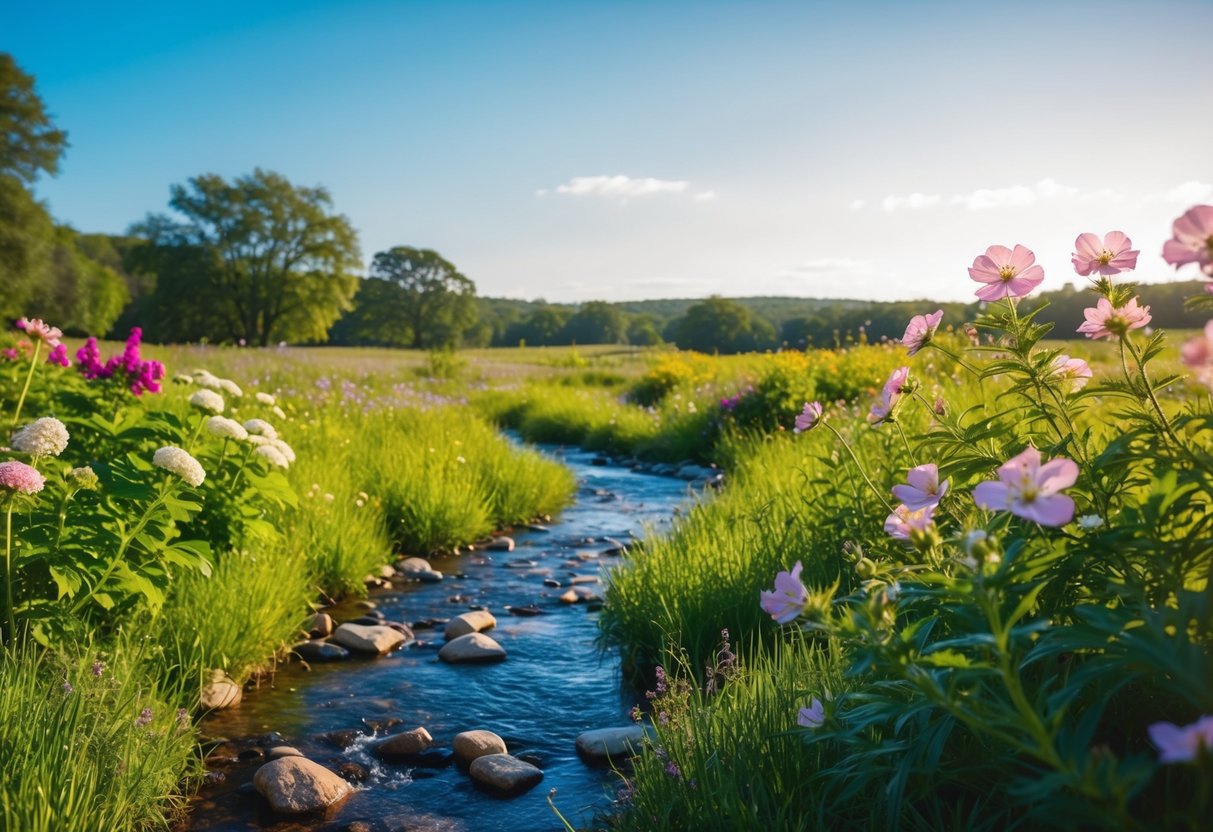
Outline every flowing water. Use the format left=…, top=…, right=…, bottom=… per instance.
left=186, top=444, right=693, bottom=832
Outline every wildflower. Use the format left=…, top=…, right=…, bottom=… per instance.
left=0, top=460, right=46, bottom=495
left=1077, top=514, right=1104, bottom=530
left=189, top=389, right=225, bottom=414
left=968, top=244, right=1044, bottom=301
left=246, top=434, right=271, bottom=446
left=173, top=373, right=194, bottom=385
left=891, top=463, right=949, bottom=510
left=272, top=405, right=287, bottom=420
left=176, top=708, right=190, bottom=728
left=135, top=707, right=153, bottom=728
left=193, top=370, right=223, bottom=390
left=629, top=705, right=642, bottom=723
left=205, top=416, right=248, bottom=441
left=68, top=466, right=99, bottom=490
left=46, top=344, right=71, bottom=367
left=798, top=697, right=825, bottom=728
left=1180, top=321, right=1213, bottom=389
left=1051, top=354, right=1093, bottom=390
left=11, top=417, right=69, bottom=457
left=62, top=680, right=73, bottom=694
left=962, top=323, right=980, bottom=346
left=759, top=561, right=808, bottom=624
left=901, top=309, right=943, bottom=355
left=973, top=446, right=1077, bottom=526
left=152, top=446, right=206, bottom=487
left=16, top=318, right=62, bottom=347
left=869, top=366, right=909, bottom=424
left=91, top=660, right=106, bottom=677
left=1148, top=716, right=1213, bottom=764
left=255, top=392, right=276, bottom=406
left=255, top=444, right=290, bottom=469
left=243, top=419, right=278, bottom=440
left=1077, top=297, right=1151, bottom=340
left=654, top=665, right=668, bottom=695
left=217, top=378, right=243, bottom=398
left=1161, top=204, right=1213, bottom=276
left=794, top=401, right=823, bottom=433
left=1071, top=231, right=1139, bottom=276
left=271, top=439, right=296, bottom=464
left=884, top=503, right=936, bottom=540
left=663, top=760, right=682, bottom=779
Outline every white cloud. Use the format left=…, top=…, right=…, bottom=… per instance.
left=1147, top=180, right=1213, bottom=204
left=694, top=190, right=717, bottom=201
left=878, top=178, right=1134, bottom=212
left=781, top=257, right=874, bottom=276
left=882, top=192, right=942, bottom=212
left=849, top=199, right=866, bottom=212
left=551, top=174, right=691, bottom=198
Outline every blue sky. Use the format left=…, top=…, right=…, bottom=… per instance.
left=8, top=0, right=1213, bottom=302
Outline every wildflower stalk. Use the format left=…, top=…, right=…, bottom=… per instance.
left=894, top=421, right=917, bottom=465
left=3, top=500, right=15, bottom=641
left=823, top=421, right=894, bottom=512
left=1119, top=334, right=1180, bottom=446
left=71, top=481, right=172, bottom=615
left=10, top=341, right=42, bottom=426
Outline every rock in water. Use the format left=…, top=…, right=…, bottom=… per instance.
left=267, top=746, right=304, bottom=760
left=253, top=757, right=352, bottom=814
left=468, top=754, right=543, bottom=796
left=438, top=632, right=507, bottom=664
left=575, top=726, right=651, bottom=761
left=487, top=537, right=515, bottom=551
left=398, top=556, right=444, bottom=582
left=373, top=726, right=434, bottom=760
left=292, top=640, right=350, bottom=662
left=200, top=670, right=242, bottom=710
left=332, top=623, right=406, bottom=654
left=306, top=612, right=333, bottom=638
left=453, top=730, right=508, bottom=765
left=443, top=610, right=497, bottom=640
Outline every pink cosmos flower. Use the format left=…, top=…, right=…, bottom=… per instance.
left=868, top=366, right=910, bottom=425
left=0, top=460, right=46, bottom=495
left=884, top=503, right=936, bottom=540
left=1162, top=204, right=1213, bottom=276
left=1180, top=321, right=1213, bottom=389
left=16, top=318, right=62, bottom=348
left=901, top=310, right=944, bottom=356
left=1071, top=231, right=1139, bottom=277
left=1148, top=716, right=1213, bottom=764
left=891, top=463, right=949, bottom=510
left=1050, top=354, right=1092, bottom=391
left=798, top=697, right=825, bottom=728
left=759, top=561, right=808, bottom=624
left=972, top=447, right=1078, bottom=526
left=968, top=245, right=1045, bottom=302
left=794, top=401, right=823, bottom=433
left=1076, top=297, right=1151, bottom=340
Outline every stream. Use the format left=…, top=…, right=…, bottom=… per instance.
left=185, top=444, right=693, bottom=832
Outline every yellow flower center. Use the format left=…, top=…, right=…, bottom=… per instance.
left=998, top=265, right=1018, bottom=282
left=1098, top=250, right=1113, bottom=265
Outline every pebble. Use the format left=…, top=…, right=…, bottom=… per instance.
left=373, top=727, right=433, bottom=761
left=253, top=757, right=352, bottom=814
left=438, top=632, right=507, bottom=664
left=444, top=610, right=497, bottom=641
left=200, top=670, right=242, bottom=710
left=504, top=604, right=545, bottom=617
left=487, top=537, right=515, bottom=551
left=306, top=612, right=333, bottom=638
left=559, top=586, right=601, bottom=604
left=468, top=754, right=543, bottom=796
left=332, top=623, right=407, bottom=654
left=267, top=746, right=304, bottom=760
left=399, top=556, right=444, bottom=582
left=575, top=725, right=652, bottom=761
left=453, top=729, right=508, bottom=765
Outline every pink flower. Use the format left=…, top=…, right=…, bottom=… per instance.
left=1076, top=297, right=1151, bottom=340
left=1071, top=231, right=1139, bottom=277
left=46, top=344, right=71, bottom=368
left=901, top=310, right=943, bottom=356
left=972, top=447, right=1078, bottom=526
left=891, top=463, right=949, bottom=510
left=884, top=503, right=936, bottom=540
left=1050, top=354, right=1092, bottom=391
left=794, top=401, right=823, bottom=433
left=1148, top=716, right=1213, bottom=764
left=759, top=561, right=807, bottom=624
left=968, top=245, right=1044, bottom=302
left=868, top=366, right=910, bottom=424
left=798, top=697, right=825, bottom=728
left=16, top=318, right=62, bottom=348
left=0, top=460, right=46, bottom=495
left=1180, top=321, right=1213, bottom=389
left=1162, top=204, right=1213, bottom=276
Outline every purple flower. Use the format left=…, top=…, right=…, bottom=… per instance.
left=91, top=660, right=106, bottom=678
left=47, top=344, right=71, bottom=367
left=62, top=680, right=73, bottom=694
left=901, top=309, right=943, bottom=355
left=0, top=460, right=46, bottom=495
left=798, top=697, right=825, bottom=728
left=794, top=401, right=823, bottom=434
left=135, top=707, right=153, bottom=728
left=884, top=503, right=936, bottom=540
left=891, top=463, right=949, bottom=510
left=973, top=447, right=1078, bottom=526
left=1148, top=716, right=1213, bottom=764
left=759, top=561, right=808, bottom=624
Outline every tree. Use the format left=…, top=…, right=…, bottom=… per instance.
left=0, top=175, right=54, bottom=321
left=25, top=226, right=129, bottom=335
left=562, top=300, right=627, bottom=345
left=672, top=296, right=775, bottom=354
left=505, top=306, right=572, bottom=346
left=365, top=247, right=477, bottom=349
left=0, top=53, right=68, bottom=184
left=627, top=315, right=664, bottom=346
left=133, top=169, right=361, bottom=345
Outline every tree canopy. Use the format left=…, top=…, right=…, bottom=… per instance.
left=0, top=53, right=68, bottom=184
left=358, top=247, right=478, bottom=349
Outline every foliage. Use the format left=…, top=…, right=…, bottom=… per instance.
left=0, top=53, right=68, bottom=185
left=671, top=296, right=777, bottom=354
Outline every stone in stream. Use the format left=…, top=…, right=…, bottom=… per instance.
left=487, top=536, right=515, bottom=551
left=504, top=604, right=546, bottom=617
left=253, top=756, right=352, bottom=814
left=559, top=586, right=601, bottom=604
left=570, top=574, right=600, bottom=585
left=292, top=640, right=350, bottom=663
left=444, top=610, right=497, bottom=641
left=373, top=726, right=433, bottom=761
left=468, top=753, right=543, bottom=796
left=306, top=612, right=333, bottom=638
left=575, top=725, right=653, bottom=761
left=332, top=622, right=407, bottom=654
left=453, top=729, right=508, bottom=765
left=504, top=558, right=537, bottom=569
left=543, top=577, right=562, bottom=588
left=398, top=556, right=444, bottom=582
left=200, top=670, right=242, bottom=710
left=267, top=745, right=304, bottom=760
left=438, top=632, right=507, bottom=663
left=317, top=729, right=365, bottom=749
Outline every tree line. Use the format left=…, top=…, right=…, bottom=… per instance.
left=3, top=53, right=1208, bottom=355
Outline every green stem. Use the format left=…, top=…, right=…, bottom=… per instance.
left=71, top=483, right=171, bottom=615
left=927, top=342, right=984, bottom=380
left=823, top=421, right=894, bottom=512
left=4, top=502, right=15, bottom=642
left=894, top=421, right=917, bottom=465
left=11, top=341, right=41, bottom=426
left=1121, top=334, right=1180, bottom=446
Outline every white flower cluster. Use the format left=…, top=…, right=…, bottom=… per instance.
left=218, top=378, right=243, bottom=398
left=11, top=417, right=69, bottom=457
left=189, top=389, right=225, bottom=414
left=153, top=446, right=206, bottom=487
left=255, top=444, right=290, bottom=469
left=255, top=392, right=276, bottom=406
left=193, top=369, right=243, bottom=398
left=243, top=419, right=277, bottom=440
left=205, top=416, right=249, bottom=441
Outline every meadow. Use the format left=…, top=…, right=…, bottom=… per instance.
left=1, top=219, right=1212, bottom=830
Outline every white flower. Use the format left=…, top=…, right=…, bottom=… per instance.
left=255, top=444, right=290, bottom=469
left=255, top=392, right=276, bottom=406
left=272, top=405, right=287, bottom=420
left=205, top=416, right=248, bottom=441
left=217, top=378, right=243, bottom=398
left=193, top=370, right=222, bottom=390
left=173, top=373, right=194, bottom=385
left=243, top=419, right=278, bottom=440
left=189, top=389, right=225, bottom=414
left=153, top=446, right=205, bottom=487
left=1077, top=514, right=1105, bottom=530
left=11, top=417, right=69, bottom=457
left=271, top=439, right=296, bottom=463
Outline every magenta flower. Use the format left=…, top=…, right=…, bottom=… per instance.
left=46, top=344, right=71, bottom=368
left=1180, top=321, right=1213, bottom=389
left=868, top=366, right=910, bottom=424
left=16, top=318, right=62, bottom=348
left=968, top=244, right=1044, bottom=302
left=798, top=697, right=825, bottom=728
left=1050, top=354, right=1092, bottom=391
left=1071, top=231, right=1139, bottom=277
left=891, top=463, right=949, bottom=510
left=794, top=401, right=823, bottom=433
left=1148, top=716, right=1213, bottom=764
left=884, top=503, right=936, bottom=540
left=1076, top=297, right=1151, bottom=340
left=1162, top=204, right=1213, bottom=276
left=0, top=460, right=46, bottom=495
left=901, top=309, right=943, bottom=356
left=759, top=561, right=808, bottom=624
left=973, top=447, right=1078, bottom=526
